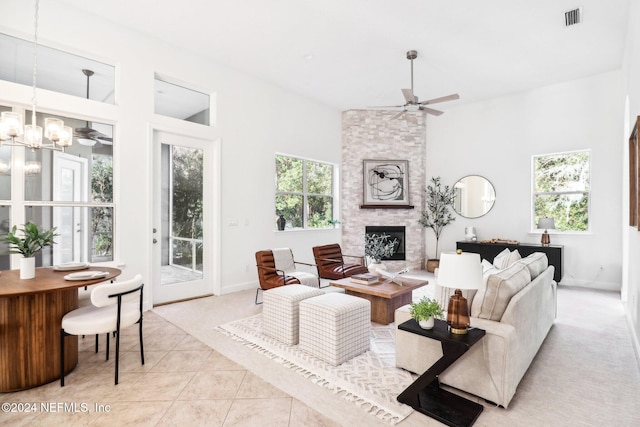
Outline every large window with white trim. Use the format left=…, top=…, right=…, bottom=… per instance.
left=0, top=106, right=114, bottom=269
left=532, top=150, right=590, bottom=232
left=275, top=154, right=336, bottom=230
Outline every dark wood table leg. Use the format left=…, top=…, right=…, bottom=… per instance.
left=398, top=339, right=484, bottom=427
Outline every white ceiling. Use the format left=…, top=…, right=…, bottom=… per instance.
left=57, top=0, right=630, bottom=112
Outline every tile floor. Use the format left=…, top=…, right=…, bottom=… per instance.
left=0, top=309, right=339, bottom=426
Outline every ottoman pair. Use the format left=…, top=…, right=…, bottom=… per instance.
left=263, top=285, right=370, bottom=365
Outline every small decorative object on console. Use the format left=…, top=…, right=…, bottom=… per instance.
left=349, top=273, right=379, bottom=285
left=479, top=238, right=519, bottom=245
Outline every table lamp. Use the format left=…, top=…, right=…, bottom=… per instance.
left=437, top=250, right=482, bottom=335
left=538, top=217, right=555, bottom=246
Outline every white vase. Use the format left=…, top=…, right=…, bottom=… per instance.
left=20, top=257, right=36, bottom=279
left=368, top=262, right=385, bottom=276
left=418, top=316, right=435, bottom=330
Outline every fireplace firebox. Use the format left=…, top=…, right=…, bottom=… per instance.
left=365, top=226, right=406, bottom=261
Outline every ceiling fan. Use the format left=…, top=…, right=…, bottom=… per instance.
left=370, top=50, right=460, bottom=118
left=74, top=69, right=113, bottom=146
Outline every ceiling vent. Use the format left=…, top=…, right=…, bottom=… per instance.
left=565, top=7, right=582, bottom=26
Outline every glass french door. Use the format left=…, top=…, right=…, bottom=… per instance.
left=152, top=131, right=214, bottom=304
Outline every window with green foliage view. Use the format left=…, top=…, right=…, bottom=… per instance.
left=275, top=155, right=335, bottom=229
left=533, top=150, right=590, bottom=232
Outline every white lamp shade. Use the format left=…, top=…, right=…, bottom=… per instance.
left=538, top=217, right=556, bottom=230
left=437, top=251, right=482, bottom=290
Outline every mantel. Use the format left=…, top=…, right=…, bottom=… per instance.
left=359, top=205, right=415, bottom=209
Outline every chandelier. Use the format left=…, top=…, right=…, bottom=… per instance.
left=0, top=0, right=72, bottom=151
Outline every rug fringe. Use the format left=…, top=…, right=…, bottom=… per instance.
left=216, top=323, right=409, bottom=425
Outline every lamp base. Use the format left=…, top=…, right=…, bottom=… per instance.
left=449, top=325, right=469, bottom=335
left=541, top=230, right=550, bottom=246
left=447, top=289, right=471, bottom=335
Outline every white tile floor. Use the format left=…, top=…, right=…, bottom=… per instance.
left=0, top=308, right=339, bottom=426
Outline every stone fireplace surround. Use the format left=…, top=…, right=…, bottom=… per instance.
left=341, top=110, right=426, bottom=271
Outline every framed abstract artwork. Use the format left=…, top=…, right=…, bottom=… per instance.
left=362, top=159, right=410, bottom=207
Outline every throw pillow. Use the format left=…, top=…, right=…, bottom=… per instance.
left=471, top=263, right=500, bottom=317
left=516, top=252, right=548, bottom=281
left=476, top=262, right=531, bottom=321
left=492, top=248, right=511, bottom=269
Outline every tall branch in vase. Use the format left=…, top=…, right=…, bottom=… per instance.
left=419, top=177, right=456, bottom=271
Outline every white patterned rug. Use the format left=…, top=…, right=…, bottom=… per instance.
left=216, top=314, right=417, bottom=425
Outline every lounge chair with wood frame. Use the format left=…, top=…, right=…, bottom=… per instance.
left=312, top=243, right=369, bottom=280
left=254, top=248, right=319, bottom=304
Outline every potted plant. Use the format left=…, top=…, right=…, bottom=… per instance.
left=364, top=233, right=398, bottom=275
left=419, top=176, right=456, bottom=272
left=409, top=297, right=444, bottom=329
left=2, top=222, right=58, bottom=279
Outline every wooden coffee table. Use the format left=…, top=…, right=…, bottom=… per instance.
left=329, top=276, right=428, bottom=324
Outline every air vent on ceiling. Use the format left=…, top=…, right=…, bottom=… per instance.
left=565, top=7, right=582, bottom=26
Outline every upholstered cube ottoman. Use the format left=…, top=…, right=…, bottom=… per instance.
left=263, top=285, right=324, bottom=345
left=298, top=293, right=371, bottom=365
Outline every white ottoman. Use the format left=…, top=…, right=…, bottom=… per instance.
left=299, top=293, right=371, bottom=365
left=263, top=285, right=324, bottom=345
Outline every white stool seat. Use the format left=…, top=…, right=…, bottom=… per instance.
left=299, top=293, right=370, bottom=365
left=263, top=285, right=324, bottom=345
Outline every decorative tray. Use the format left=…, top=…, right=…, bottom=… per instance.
left=53, top=262, right=90, bottom=271
left=64, top=271, right=108, bottom=281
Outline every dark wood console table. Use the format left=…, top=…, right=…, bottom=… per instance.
left=397, top=319, right=485, bottom=427
left=456, top=241, right=563, bottom=282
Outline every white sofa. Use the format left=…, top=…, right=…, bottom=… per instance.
left=395, top=251, right=557, bottom=408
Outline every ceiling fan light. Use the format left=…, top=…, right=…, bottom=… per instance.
left=77, top=137, right=97, bottom=147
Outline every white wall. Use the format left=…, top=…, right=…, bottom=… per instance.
left=621, top=0, right=640, bottom=358
left=426, top=70, right=623, bottom=290
left=0, top=1, right=342, bottom=303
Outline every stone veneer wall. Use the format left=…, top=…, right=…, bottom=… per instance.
left=341, top=110, right=426, bottom=271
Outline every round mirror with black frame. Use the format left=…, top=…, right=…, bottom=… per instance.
left=453, top=175, right=496, bottom=218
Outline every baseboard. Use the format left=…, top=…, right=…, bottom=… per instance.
left=624, top=303, right=640, bottom=371
left=220, top=280, right=257, bottom=295
left=558, top=278, right=621, bottom=291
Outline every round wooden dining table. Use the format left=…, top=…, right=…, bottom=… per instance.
left=0, top=266, right=121, bottom=392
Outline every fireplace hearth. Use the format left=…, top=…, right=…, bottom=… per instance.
left=365, top=226, right=406, bottom=261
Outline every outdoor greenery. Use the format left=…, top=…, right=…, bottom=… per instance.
left=365, top=233, right=398, bottom=263
left=275, top=155, right=334, bottom=229
left=534, top=151, right=589, bottom=231
left=2, top=222, right=58, bottom=258
left=419, top=176, right=456, bottom=259
left=171, top=146, right=203, bottom=270
left=409, top=297, right=444, bottom=321
left=91, top=155, right=113, bottom=259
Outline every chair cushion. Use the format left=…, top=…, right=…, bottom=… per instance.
left=62, top=302, right=140, bottom=336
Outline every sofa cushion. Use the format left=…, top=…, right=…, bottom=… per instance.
left=493, top=248, right=521, bottom=269
left=515, top=252, right=548, bottom=281
left=475, top=262, right=531, bottom=321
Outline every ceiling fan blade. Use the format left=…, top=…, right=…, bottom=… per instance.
left=401, top=88, right=416, bottom=104
left=420, top=106, right=444, bottom=116
left=367, top=104, right=406, bottom=108
left=420, top=93, right=460, bottom=105
left=392, top=110, right=407, bottom=120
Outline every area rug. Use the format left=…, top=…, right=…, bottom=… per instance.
left=216, top=314, right=417, bottom=424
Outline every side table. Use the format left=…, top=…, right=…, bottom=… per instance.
left=397, top=319, right=485, bottom=427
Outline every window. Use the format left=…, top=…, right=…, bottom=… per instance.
left=0, top=32, right=115, bottom=103
left=154, top=75, right=210, bottom=125
left=0, top=106, right=114, bottom=267
left=275, top=155, right=335, bottom=229
left=532, top=150, right=590, bottom=232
